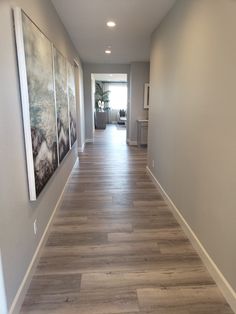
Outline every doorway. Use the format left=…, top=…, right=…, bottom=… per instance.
left=92, top=73, right=128, bottom=137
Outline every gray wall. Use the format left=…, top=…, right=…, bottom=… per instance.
left=148, top=0, right=236, bottom=291
left=129, top=62, right=149, bottom=143
left=83, top=63, right=130, bottom=140
left=0, top=0, right=82, bottom=309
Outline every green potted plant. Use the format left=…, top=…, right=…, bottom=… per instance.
left=95, top=82, right=110, bottom=111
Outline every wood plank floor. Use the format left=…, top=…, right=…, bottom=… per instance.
left=20, top=125, right=233, bottom=314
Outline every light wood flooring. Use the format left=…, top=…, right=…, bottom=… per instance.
left=20, top=125, right=234, bottom=314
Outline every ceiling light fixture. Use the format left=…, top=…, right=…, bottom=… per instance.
left=107, top=21, right=116, bottom=28
left=105, top=49, right=111, bottom=54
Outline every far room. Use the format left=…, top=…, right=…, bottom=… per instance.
left=93, top=73, right=128, bottom=130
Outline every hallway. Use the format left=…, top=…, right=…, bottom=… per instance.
left=20, top=125, right=233, bottom=313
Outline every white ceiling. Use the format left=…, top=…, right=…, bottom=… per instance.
left=51, top=0, right=176, bottom=64
left=93, top=73, right=127, bottom=82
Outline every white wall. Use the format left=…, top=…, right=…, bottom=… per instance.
left=148, top=0, right=236, bottom=295
left=129, top=62, right=149, bottom=143
left=0, top=0, right=82, bottom=310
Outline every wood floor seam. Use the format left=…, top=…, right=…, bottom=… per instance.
left=20, top=125, right=234, bottom=314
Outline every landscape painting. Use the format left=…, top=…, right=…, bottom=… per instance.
left=67, top=62, right=77, bottom=147
left=15, top=9, right=58, bottom=200
left=53, top=49, right=70, bottom=163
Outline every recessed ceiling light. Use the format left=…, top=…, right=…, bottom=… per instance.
left=107, top=21, right=116, bottom=28
left=105, top=49, right=111, bottom=54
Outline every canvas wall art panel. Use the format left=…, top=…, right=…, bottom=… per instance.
left=53, top=48, right=70, bottom=163
left=67, top=62, right=77, bottom=147
left=14, top=8, right=58, bottom=200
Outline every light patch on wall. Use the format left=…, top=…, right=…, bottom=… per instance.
left=0, top=250, right=7, bottom=314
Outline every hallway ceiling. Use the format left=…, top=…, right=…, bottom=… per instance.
left=51, top=0, right=176, bottom=64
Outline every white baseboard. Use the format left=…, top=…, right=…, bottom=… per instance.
left=85, top=138, right=93, bottom=143
left=146, top=166, right=236, bottom=313
left=9, top=158, right=79, bottom=314
left=127, top=139, right=137, bottom=146
left=78, top=143, right=85, bottom=152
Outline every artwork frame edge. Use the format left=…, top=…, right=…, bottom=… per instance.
left=14, top=7, right=37, bottom=201
left=53, top=47, right=71, bottom=163
left=67, top=61, right=77, bottom=149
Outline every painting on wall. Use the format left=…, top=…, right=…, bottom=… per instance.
left=14, top=8, right=58, bottom=200
left=67, top=62, right=77, bottom=147
left=53, top=48, right=70, bottom=163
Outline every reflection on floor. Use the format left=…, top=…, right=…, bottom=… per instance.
left=21, top=125, right=233, bottom=313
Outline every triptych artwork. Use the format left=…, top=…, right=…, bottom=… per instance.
left=14, top=8, right=77, bottom=201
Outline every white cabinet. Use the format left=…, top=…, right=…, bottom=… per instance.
left=137, top=120, right=148, bottom=146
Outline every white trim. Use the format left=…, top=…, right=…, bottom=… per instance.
left=9, top=157, right=79, bottom=314
left=67, top=61, right=72, bottom=148
left=0, top=250, right=7, bottom=314
left=78, top=143, right=85, bottom=152
left=127, top=139, right=137, bottom=146
left=85, top=138, right=93, bottom=143
left=146, top=166, right=236, bottom=313
left=143, top=83, right=150, bottom=109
